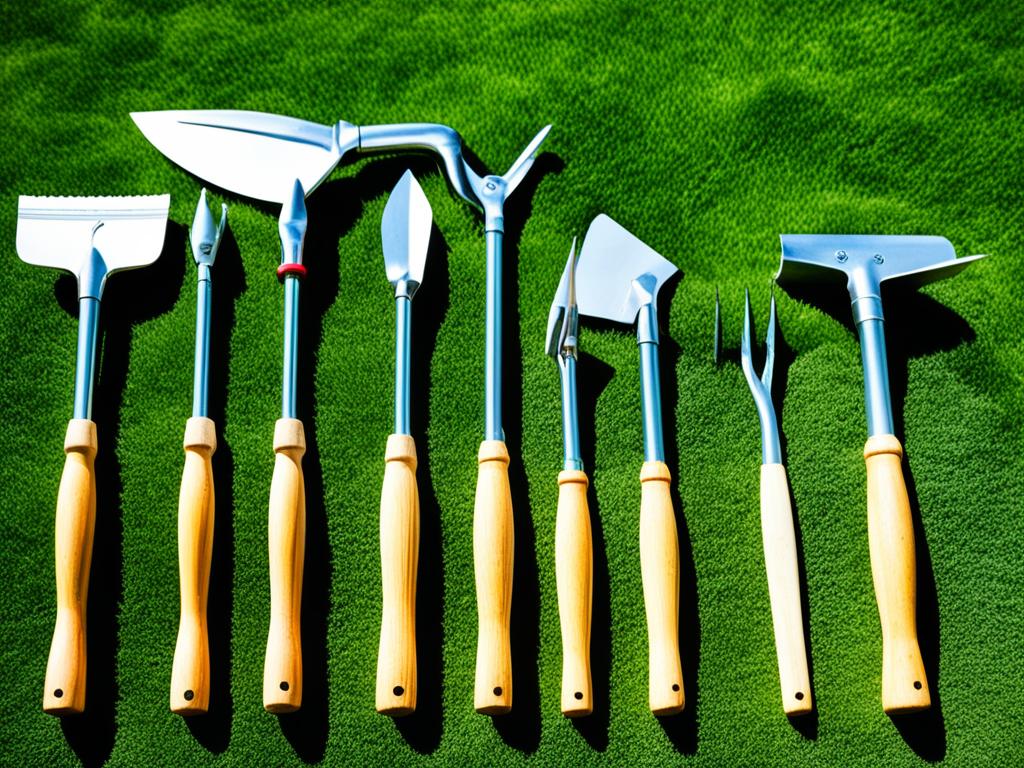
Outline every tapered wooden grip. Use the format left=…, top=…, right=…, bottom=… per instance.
left=43, top=419, right=97, bottom=715
left=264, top=418, right=306, bottom=713
left=865, top=435, right=930, bottom=714
left=760, top=463, right=812, bottom=715
left=376, top=434, right=419, bottom=716
left=473, top=440, right=513, bottom=715
left=639, top=461, right=684, bottom=715
left=556, top=470, right=593, bottom=717
left=171, top=417, right=216, bottom=715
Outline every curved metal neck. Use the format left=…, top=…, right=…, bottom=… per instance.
left=73, top=297, right=101, bottom=420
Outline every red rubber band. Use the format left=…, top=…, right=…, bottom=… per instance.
left=277, top=263, right=307, bottom=282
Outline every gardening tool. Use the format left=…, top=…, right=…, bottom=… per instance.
left=16, top=194, right=170, bottom=714
left=576, top=214, right=683, bottom=715
left=376, top=170, right=432, bottom=716
left=776, top=234, right=984, bottom=713
left=130, top=108, right=552, bottom=714
left=171, top=189, right=226, bottom=715
left=715, top=289, right=812, bottom=716
left=545, top=239, right=593, bottom=717
left=264, top=179, right=309, bottom=713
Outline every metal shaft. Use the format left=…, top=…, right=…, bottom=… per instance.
left=485, top=228, right=503, bottom=441
left=72, top=297, right=101, bottom=420
left=857, top=318, right=894, bottom=437
left=192, top=265, right=212, bottom=418
left=394, top=295, right=412, bottom=435
left=637, top=302, right=665, bottom=463
left=281, top=275, right=300, bottom=419
left=558, top=356, right=582, bottom=471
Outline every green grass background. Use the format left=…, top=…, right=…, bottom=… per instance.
left=2, top=0, right=1022, bottom=765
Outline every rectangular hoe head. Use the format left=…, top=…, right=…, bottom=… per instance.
left=131, top=110, right=349, bottom=203
left=576, top=214, right=678, bottom=325
left=17, top=195, right=170, bottom=295
left=777, top=234, right=985, bottom=300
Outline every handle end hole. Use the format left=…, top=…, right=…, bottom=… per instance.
left=574, top=691, right=583, bottom=700
left=184, top=690, right=194, bottom=701
left=913, top=680, right=922, bottom=690
left=671, top=683, right=680, bottom=692
left=393, top=685, right=404, bottom=696
left=280, top=681, right=289, bottom=691
left=53, top=689, right=63, bottom=699
left=493, top=686, right=502, bottom=697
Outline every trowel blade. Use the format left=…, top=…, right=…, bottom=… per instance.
left=381, top=170, right=433, bottom=291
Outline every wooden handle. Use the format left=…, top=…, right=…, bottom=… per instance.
left=555, top=470, right=593, bottom=717
left=473, top=440, right=513, bottom=714
left=170, top=417, right=216, bottom=715
left=639, top=461, right=684, bottom=715
left=263, top=418, right=306, bottom=713
left=865, top=435, right=930, bottom=714
left=43, top=419, right=97, bottom=715
left=376, top=434, right=419, bottom=716
left=760, top=463, right=812, bottom=715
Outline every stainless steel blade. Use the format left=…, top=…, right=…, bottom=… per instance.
left=382, top=170, right=433, bottom=297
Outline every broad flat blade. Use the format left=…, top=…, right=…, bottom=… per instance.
left=131, top=110, right=344, bottom=203
left=576, top=214, right=678, bottom=324
left=17, top=195, right=170, bottom=278
left=778, top=234, right=985, bottom=291
left=382, top=170, right=432, bottom=290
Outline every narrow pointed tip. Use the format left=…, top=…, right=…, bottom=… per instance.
left=713, top=287, right=722, bottom=366
left=281, top=178, right=307, bottom=223
left=190, top=188, right=217, bottom=264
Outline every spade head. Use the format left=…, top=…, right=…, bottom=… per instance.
left=777, top=234, right=985, bottom=304
left=382, top=170, right=433, bottom=297
left=576, top=214, right=678, bottom=325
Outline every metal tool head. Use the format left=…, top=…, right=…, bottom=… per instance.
left=576, top=214, right=679, bottom=325
left=740, top=289, right=781, bottom=464
left=469, top=124, right=552, bottom=220
left=190, top=188, right=227, bottom=268
left=278, top=179, right=308, bottom=263
left=16, top=194, right=170, bottom=299
left=545, top=238, right=579, bottom=360
left=381, top=170, right=433, bottom=299
left=131, top=110, right=353, bottom=204
left=777, top=234, right=985, bottom=300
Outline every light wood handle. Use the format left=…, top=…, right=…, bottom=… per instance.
left=473, top=440, right=513, bottom=715
left=376, top=434, right=419, bottom=716
left=555, top=469, right=593, bottom=717
left=760, top=463, right=812, bottom=715
left=43, top=419, right=97, bottom=715
left=263, top=418, right=306, bottom=713
left=639, top=461, right=684, bottom=715
left=171, top=417, right=217, bottom=715
left=865, top=435, right=930, bottom=714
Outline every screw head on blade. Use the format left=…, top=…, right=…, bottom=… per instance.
left=190, top=188, right=227, bottom=268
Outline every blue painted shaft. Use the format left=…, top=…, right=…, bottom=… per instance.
left=485, top=229, right=503, bottom=441
left=192, top=266, right=212, bottom=418
left=281, top=275, right=300, bottom=419
left=636, top=303, right=665, bottom=463
left=559, top=356, right=582, bottom=471
left=857, top=318, right=894, bottom=437
left=394, top=296, right=412, bottom=435
left=72, top=297, right=101, bottom=420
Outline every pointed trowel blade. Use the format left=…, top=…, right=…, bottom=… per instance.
left=382, top=170, right=433, bottom=295
left=131, top=109, right=346, bottom=203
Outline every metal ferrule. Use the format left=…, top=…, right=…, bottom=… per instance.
left=394, top=295, right=412, bottom=435
left=192, top=265, right=212, bottom=418
left=485, top=228, right=504, bottom=441
left=281, top=276, right=300, bottom=419
left=558, top=354, right=583, bottom=471
left=636, top=302, right=665, bottom=463
left=72, top=297, right=101, bottom=420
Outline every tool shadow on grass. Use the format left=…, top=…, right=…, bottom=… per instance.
left=267, top=157, right=450, bottom=760
left=488, top=150, right=564, bottom=754
left=569, top=351, right=615, bottom=751
left=392, top=215, right=451, bottom=754
left=183, top=224, right=246, bottom=753
left=53, top=222, right=186, bottom=768
left=782, top=282, right=974, bottom=761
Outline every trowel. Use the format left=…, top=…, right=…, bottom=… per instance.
left=376, top=170, right=432, bottom=716
left=777, top=234, right=984, bottom=713
left=576, top=214, right=684, bottom=715
left=130, top=108, right=551, bottom=714
left=16, top=194, right=170, bottom=714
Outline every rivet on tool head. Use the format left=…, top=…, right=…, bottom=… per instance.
left=873, top=253, right=884, bottom=264
left=485, top=181, right=497, bottom=191
left=835, top=250, right=848, bottom=263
